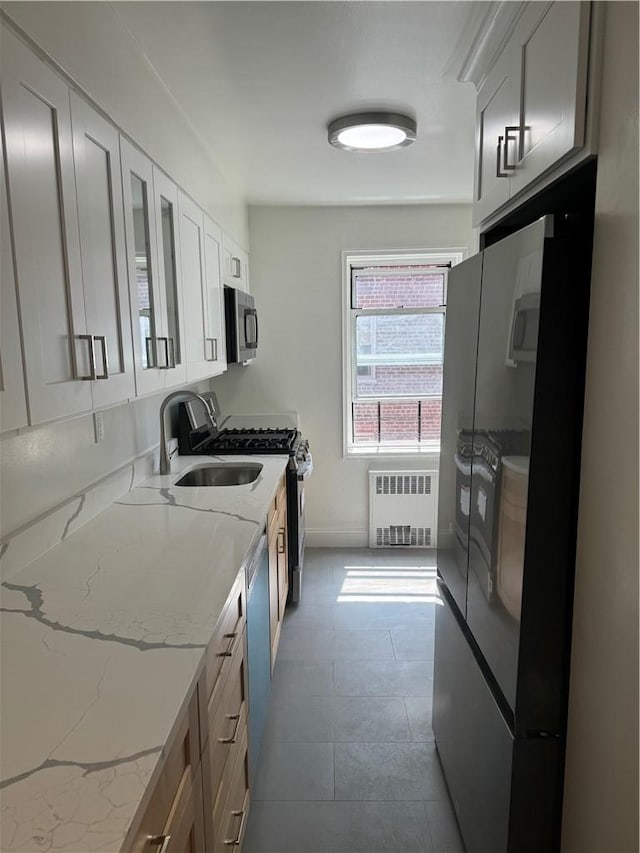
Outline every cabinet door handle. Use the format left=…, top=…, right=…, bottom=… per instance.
left=167, top=337, right=176, bottom=369
left=218, top=711, right=242, bottom=744
left=157, top=337, right=170, bottom=369
left=206, top=337, right=218, bottom=361
left=76, top=334, right=97, bottom=381
left=216, top=631, right=238, bottom=658
left=147, top=834, right=171, bottom=853
left=277, top=527, right=286, bottom=554
left=145, top=336, right=157, bottom=369
left=231, top=256, right=241, bottom=278
left=93, top=335, right=109, bottom=379
left=496, top=135, right=509, bottom=178
left=224, top=809, right=247, bottom=846
left=503, top=125, right=520, bottom=170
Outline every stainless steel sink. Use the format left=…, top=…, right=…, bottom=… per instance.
left=175, top=462, right=263, bottom=487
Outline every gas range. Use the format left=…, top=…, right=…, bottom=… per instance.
left=195, top=427, right=301, bottom=455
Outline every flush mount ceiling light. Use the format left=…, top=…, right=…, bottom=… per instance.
left=328, top=111, right=417, bottom=153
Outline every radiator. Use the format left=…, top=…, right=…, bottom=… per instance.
left=369, top=470, right=438, bottom=548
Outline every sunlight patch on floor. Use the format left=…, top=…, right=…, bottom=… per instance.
left=336, top=565, right=442, bottom=604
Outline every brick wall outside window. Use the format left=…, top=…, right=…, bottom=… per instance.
left=351, top=270, right=445, bottom=447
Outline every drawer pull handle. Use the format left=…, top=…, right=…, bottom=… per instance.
left=217, top=632, right=238, bottom=658
left=218, top=712, right=242, bottom=744
left=147, top=834, right=171, bottom=853
left=224, top=809, right=247, bottom=846
left=277, top=527, right=286, bottom=554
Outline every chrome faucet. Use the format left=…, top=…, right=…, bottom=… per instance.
left=159, top=390, right=216, bottom=475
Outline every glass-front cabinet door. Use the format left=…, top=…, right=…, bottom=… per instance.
left=153, top=166, right=187, bottom=387
left=121, top=138, right=164, bottom=396
left=203, top=214, right=227, bottom=377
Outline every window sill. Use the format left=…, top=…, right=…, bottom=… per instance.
left=345, top=444, right=441, bottom=460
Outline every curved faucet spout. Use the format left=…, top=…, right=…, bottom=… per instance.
left=159, top=390, right=216, bottom=475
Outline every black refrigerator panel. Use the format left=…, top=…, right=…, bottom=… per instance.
left=434, top=579, right=566, bottom=853
left=433, top=580, right=512, bottom=853
left=464, top=218, right=544, bottom=714
left=463, top=215, right=588, bottom=734
left=437, top=251, right=483, bottom=618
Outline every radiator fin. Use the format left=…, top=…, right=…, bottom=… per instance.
left=369, top=470, right=438, bottom=549
left=375, top=474, right=432, bottom=496
left=376, top=526, right=432, bottom=547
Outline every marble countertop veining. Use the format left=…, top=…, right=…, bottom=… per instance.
left=0, top=454, right=288, bottom=853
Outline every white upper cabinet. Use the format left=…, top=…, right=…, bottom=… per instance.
left=177, top=191, right=210, bottom=382
left=473, top=1, right=594, bottom=226
left=509, top=1, right=591, bottom=196
left=1, top=27, right=92, bottom=424
left=70, top=92, right=135, bottom=408
left=474, top=39, right=521, bottom=226
left=203, top=215, right=227, bottom=377
left=222, top=234, right=249, bottom=293
left=152, top=167, right=188, bottom=387
left=0, top=126, right=29, bottom=432
left=121, top=139, right=165, bottom=397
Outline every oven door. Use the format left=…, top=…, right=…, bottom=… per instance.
left=286, top=459, right=305, bottom=603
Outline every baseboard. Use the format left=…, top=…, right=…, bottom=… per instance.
left=305, top=528, right=368, bottom=548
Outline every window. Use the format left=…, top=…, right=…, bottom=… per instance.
left=343, top=250, right=465, bottom=456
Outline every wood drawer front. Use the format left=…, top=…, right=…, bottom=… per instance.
left=125, top=693, right=200, bottom=853
left=213, top=724, right=250, bottom=853
left=267, top=474, right=286, bottom=528
left=199, top=571, right=246, bottom=750
left=205, top=630, right=248, bottom=807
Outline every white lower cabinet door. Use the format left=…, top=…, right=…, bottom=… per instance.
left=1, top=27, right=92, bottom=424
left=0, top=128, right=28, bottom=432
left=177, top=192, right=210, bottom=382
left=202, top=216, right=227, bottom=377
left=70, top=93, right=135, bottom=408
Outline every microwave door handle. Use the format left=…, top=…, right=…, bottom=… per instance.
left=244, top=309, right=258, bottom=349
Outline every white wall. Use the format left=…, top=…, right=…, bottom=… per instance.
left=0, top=2, right=248, bottom=246
left=562, top=3, right=639, bottom=851
left=212, top=204, right=476, bottom=546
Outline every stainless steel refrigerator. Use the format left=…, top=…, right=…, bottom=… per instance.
left=434, top=214, right=592, bottom=852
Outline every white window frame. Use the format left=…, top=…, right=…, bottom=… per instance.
left=342, top=248, right=467, bottom=458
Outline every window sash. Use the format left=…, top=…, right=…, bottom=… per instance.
left=350, top=306, right=445, bottom=404
left=343, top=251, right=463, bottom=455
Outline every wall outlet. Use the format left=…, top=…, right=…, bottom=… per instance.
left=93, top=411, right=105, bottom=444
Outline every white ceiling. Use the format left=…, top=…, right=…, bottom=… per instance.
left=114, top=1, right=481, bottom=206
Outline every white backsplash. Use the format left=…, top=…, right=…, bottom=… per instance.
left=0, top=381, right=211, bottom=580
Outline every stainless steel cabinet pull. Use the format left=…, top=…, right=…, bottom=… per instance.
left=217, top=632, right=238, bottom=658
left=206, top=337, right=218, bottom=362
left=277, top=527, right=286, bottom=554
left=503, top=126, right=520, bottom=170
left=145, top=336, right=157, bottom=369
left=218, top=712, right=242, bottom=744
left=224, top=809, right=247, bottom=846
left=157, top=337, right=170, bottom=369
left=168, top=337, right=176, bottom=369
left=231, top=256, right=241, bottom=279
left=77, top=334, right=97, bottom=381
left=147, top=834, right=171, bottom=853
left=496, top=135, right=508, bottom=178
left=93, top=335, right=109, bottom=379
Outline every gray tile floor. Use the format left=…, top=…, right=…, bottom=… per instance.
left=244, top=548, right=465, bottom=853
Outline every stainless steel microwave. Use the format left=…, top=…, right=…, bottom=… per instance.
left=224, top=286, right=258, bottom=363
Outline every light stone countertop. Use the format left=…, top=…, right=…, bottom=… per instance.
left=0, top=454, right=289, bottom=853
